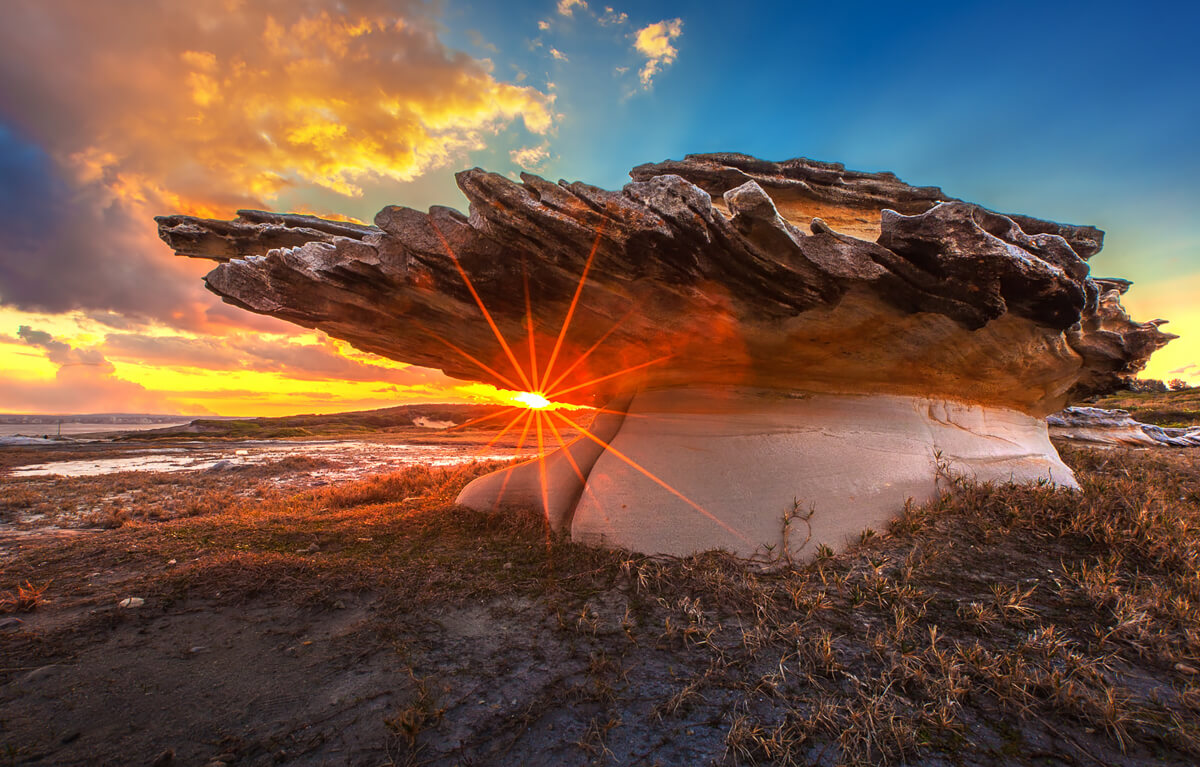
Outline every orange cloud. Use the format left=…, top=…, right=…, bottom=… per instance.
left=0, top=1, right=565, bottom=414
left=0, top=1, right=555, bottom=324
left=7, top=2, right=554, bottom=207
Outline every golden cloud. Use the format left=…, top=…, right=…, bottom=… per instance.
left=1, top=1, right=556, bottom=212
left=634, top=18, right=684, bottom=88
left=509, top=144, right=551, bottom=170
left=557, top=0, right=588, bottom=17
left=0, top=1, right=564, bottom=414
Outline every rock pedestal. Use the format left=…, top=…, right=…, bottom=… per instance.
left=459, top=386, right=1075, bottom=559
left=156, top=153, right=1176, bottom=559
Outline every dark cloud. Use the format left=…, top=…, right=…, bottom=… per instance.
left=18, top=324, right=109, bottom=368
left=0, top=123, right=217, bottom=325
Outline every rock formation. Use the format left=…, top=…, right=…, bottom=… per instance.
left=1049, top=407, right=1200, bottom=447
left=157, top=153, right=1175, bottom=560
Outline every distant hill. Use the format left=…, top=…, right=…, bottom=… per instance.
left=124, top=403, right=593, bottom=440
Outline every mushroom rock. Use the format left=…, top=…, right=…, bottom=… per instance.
left=1049, top=407, right=1200, bottom=448
left=157, top=153, right=1176, bottom=561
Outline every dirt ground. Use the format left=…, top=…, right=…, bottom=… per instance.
left=2, top=445, right=1200, bottom=766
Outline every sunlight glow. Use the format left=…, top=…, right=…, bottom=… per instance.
left=513, top=391, right=552, bottom=409
left=426, top=217, right=725, bottom=541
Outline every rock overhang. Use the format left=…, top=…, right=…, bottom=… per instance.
left=157, top=154, right=1172, bottom=413
left=156, top=153, right=1177, bottom=559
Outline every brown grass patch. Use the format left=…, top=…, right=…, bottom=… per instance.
left=3, top=446, right=1200, bottom=765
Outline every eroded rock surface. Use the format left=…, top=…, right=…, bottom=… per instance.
left=158, top=154, right=1172, bottom=413
left=1049, top=407, right=1200, bottom=447
left=157, top=153, right=1176, bottom=558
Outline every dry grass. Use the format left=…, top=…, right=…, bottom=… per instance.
left=1090, top=387, right=1200, bottom=427
left=0, top=455, right=340, bottom=529
left=0, top=580, right=49, bottom=614
left=3, top=445, right=1200, bottom=765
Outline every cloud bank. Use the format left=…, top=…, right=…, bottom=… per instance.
left=0, top=0, right=555, bottom=328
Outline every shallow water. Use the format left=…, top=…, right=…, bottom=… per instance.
left=9, top=440, right=531, bottom=479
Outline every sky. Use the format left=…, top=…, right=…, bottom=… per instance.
left=0, top=0, right=1196, bottom=416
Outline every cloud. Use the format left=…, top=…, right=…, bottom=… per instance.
left=634, top=18, right=684, bottom=88
left=599, top=7, right=629, bottom=25
left=1168, top=363, right=1198, bottom=376
left=557, top=0, right=588, bottom=17
left=510, top=144, right=551, bottom=170
left=18, top=325, right=108, bottom=368
left=538, top=20, right=551, bottom=31
left=9, top=326, right=183, bottom=413
left=0, top=1, right=555, bottom=328
left=102, top=332, right=436, bottom=384
left=550, top=47, right=570, bottom=62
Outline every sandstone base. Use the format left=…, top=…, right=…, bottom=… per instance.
left=456, top=388, right=1076, bottom=560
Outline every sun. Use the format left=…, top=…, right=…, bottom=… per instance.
left=512, top=391, right=552, bottom=409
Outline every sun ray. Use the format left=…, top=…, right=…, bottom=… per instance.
left=442, top=406, right=520, bottom=434
left=547, top=354, right=672, bottom=400
left=475, top=408, right=530, bottom=453
left=590, top=406, right=655, bottom=419
left=429, top=218, right=534, bottom=391
left=522, top=259, right=540, bottom=392
left=539, top=226, right=606, bottom=391
left=416, top=323, right=523, bottom=392
left=543, top=410, right=609, bottom=523
left=493, top=409, right=537, bottom=510
left=542, top=410, right=586, bottom=483
left=542, top=306, right=638, bottom=396
left=534, top=410, right=551, bottom=527
left=549, top=409, right=751, bottom=544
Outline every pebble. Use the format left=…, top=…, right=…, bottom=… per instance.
left=118, top=597, right=145, bottom=608
left=1176, top=662, right=1198, bottom=675
left=333, top=600, right=346, bottom=609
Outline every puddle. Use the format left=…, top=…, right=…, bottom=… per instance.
left=9, top=440, right=533, bottom=480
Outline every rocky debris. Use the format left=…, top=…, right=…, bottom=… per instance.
left=1049, top=407, right=1200, bottom=447
left=156, top=153, right=1176, bottom=559
left=118, top=597, right=145, bottom=608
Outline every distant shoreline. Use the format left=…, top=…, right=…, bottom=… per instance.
left=0, top=421, right=194, bottom=438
